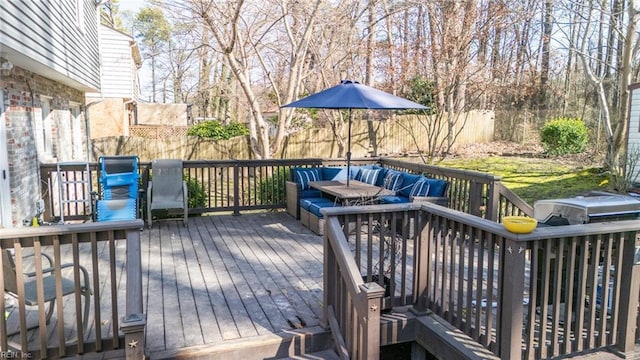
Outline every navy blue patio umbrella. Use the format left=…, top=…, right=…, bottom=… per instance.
left=282, top=80, right=429, bottom=185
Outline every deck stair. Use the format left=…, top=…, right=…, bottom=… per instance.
left=279, top=349, right=341, bottom=359
left=414, top=311, right=500, bottom=360
left=148, top=326, right=336, bottom=360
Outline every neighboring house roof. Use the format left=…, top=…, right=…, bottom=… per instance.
left=0, top=0, right=101, bottom=92
left=86, top=24, right=141, bottom=100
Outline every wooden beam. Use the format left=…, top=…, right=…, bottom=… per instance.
left=414, top=313, right=500, bottom=360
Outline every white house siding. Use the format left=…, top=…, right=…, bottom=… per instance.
left=627, top=83, right=640, bottom=185
left=0, top=0, right=100, bottom=91
left=86, top=25, right=139, bottom=99
left=0, top=0, right=99, bottom=227
left=86, top=25, right=141, bottom=139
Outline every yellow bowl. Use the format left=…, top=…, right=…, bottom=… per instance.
left=502, top=216, right=538, bottom=234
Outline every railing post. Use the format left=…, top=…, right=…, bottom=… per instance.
left=233, top=161, right=240, bottom=216
left=360, top=282, right=385, bottom=360
left=484, top=180, right=500, bottom=221
left=40, top=167, right=54, bottom=222
left=499, top=237, right=525, bottom=360
left=468, top=180, right=485, bottom=217
left=413, top=211, right=430, bottom=313
left=120, top=227, right=146, bottom=359
left=616, top=231, right=640, bottom=353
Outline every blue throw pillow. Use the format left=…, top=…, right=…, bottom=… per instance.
left=398, top=173, right=423, bottom=197
left=423, top=178, right=448, bottom=197
left=410, top=179, right=430, bottom=198
left=383, top=170, right=403, bottom=192
left=294, top=168, right=320, bottom=190
left=372, top=165, right=389, bottom=186
left=322, top=167, right=348, bottom=180
left=356, top=168, right=381, bottom=185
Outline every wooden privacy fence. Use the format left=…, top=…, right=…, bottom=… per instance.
left=322, top=203, right=640, bottom=359
left=0, top=220, right=145, bottom=359
left=92, top=110, right=494, bottom=161
left=128, top=126, right=189, bottom=139
left=39, top=157, right=528, bottom=223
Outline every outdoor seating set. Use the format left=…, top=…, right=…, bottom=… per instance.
left=286, top=164, right=449, bottom=234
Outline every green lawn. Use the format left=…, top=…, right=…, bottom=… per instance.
left=437, top=156, right=609, bottom=205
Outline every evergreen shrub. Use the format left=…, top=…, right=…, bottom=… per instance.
left=540, top=117, right=588, bottom=156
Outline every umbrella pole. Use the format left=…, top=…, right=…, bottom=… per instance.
left=347, top=109, right=352, bottom=187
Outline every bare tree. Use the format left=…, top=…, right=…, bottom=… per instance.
left=573, top=0, right=640, bottom=185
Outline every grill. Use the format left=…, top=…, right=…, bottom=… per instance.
left=533, top=194, right=640, bottom=226
left=532, top=194, right=640, bottom=307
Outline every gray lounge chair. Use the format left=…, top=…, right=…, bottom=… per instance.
left=146, top=159, right=188, bottom=228
left=3, top=250, right=92, bottom=336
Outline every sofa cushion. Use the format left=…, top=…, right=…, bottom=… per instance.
left=322, top=167, right=348, bottom=181
left=309, top=202, right=340, bottom=218
left=410, top=179, right=430, bottom=198
left=423, top=178, right=448, bottom=197
left=398, top=173, right=423, bottom=197
left=382, top=170, right=403, bottom=192
left=378, top=195, right=411, bottom=204
left=301, top=189, right=323, bottom=198
left=300, top=197, right=333, bottom=211
left=293, top=168, right=321, bottom=190
left=356, top=168, right=381, bottom=185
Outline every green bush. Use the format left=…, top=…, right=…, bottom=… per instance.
left=540, top=117, right=588, bottom=156
left=258, top=168, right=289, bottom=205
left=185, top=176, right=207, bottom=208
left=187, top=120, right=249, bottom=140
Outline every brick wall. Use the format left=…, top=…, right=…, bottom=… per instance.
left=1, top=66, right=87, bottom=226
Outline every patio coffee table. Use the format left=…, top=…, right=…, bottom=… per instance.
left=309, top=180, right=393, bottom=205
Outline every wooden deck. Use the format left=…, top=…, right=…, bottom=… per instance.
left=141, top=212, right=330, bottom=359
left=4, top=211, right=637, bottom=359
left=139, top=213, right=634, bottom=360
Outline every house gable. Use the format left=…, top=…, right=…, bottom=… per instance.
left=0, top=0, right=100, bottom=91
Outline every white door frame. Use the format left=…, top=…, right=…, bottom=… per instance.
left=0, top=90, right=13, bottom=228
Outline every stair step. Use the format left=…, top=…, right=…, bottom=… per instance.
left=149, top=326, right=334, bottom=360
left=278, top=349, right=340, bottom=360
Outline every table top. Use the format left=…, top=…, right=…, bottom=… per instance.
left=308, top=180, right=394, bottom=200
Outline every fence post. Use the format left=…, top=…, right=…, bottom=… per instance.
left=499, top=237, right=525, bottom=360
left=120, top=225, right=146, bottom=359
left=360, top=282, right=385, bottom=360
left=616, top=231, right=640, bottom=353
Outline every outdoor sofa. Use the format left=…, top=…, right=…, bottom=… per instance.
left=286, top=165, right=449, bottom=235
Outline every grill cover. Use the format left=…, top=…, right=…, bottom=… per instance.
left=533, top=195, right=640, bottom=225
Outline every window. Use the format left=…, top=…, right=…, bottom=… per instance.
left=70, top=103, right=84, bottom=160
left=37, top=96, right=54, bottom=159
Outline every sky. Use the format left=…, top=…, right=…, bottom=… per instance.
left=117, top=0, right=146, bottom=13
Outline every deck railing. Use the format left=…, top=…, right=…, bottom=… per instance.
left=40, top=158, right=528, bottom=223
left=378, top=158, right=531, bottom=220
left=0, top=220, right=145, bottom=359
left=324, top=216, right=386, bottom=360
left=323, top=203, right=640, bottom=359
